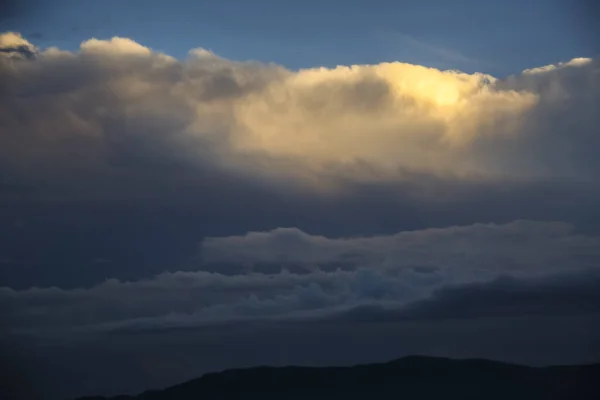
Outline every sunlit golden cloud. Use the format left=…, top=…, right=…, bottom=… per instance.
left=1, top=32, right=598, bottom=195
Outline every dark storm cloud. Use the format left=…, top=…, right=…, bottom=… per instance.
left=2, top=220, right=599, bottom=340
left=337, top=270, right=600, bottom=322
left=401, top=271, right=600, bottom=318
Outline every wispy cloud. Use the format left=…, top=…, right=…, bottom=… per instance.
left=395, top=33, right=478, bottom=65
left=373, top=30, right=495, bottom=71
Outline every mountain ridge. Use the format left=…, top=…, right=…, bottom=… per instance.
left=76, top=355, right=600, bottom=400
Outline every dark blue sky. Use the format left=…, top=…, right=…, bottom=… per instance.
left=4, top=0, right=598, bottom=75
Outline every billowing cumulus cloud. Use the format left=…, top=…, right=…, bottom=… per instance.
left=1, top=32, right=599, bottom=199
left=2, top=220, right=599, bottom=337
left=1, top=31, right=600, bottom=349
left=1, top=33, right=599, bottom=396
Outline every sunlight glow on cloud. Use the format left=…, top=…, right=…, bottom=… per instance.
left=523, top=57, right=592, bottom=74
left=0, top=31, right=31, bottom=48
left=0, top=32, right=599, bottom=195
left=80, top=37, right=153, bottom=56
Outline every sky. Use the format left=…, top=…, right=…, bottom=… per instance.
left=3, top=0, right=600, bottom=74
left=1, top=1, right=600, bottom=399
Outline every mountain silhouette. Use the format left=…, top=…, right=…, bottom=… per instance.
left=76, top=355, right=600, bottom=400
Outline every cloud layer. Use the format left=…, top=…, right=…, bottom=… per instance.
left=1, top=31, right=599, bottom=200
left=1, top=31, right=599, bottom=338
left=2, top=220, right=599, bottom=337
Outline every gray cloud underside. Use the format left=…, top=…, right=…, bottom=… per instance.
left=2, top=220, right=599, bottom=337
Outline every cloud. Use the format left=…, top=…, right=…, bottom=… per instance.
left=2, top=220, right=599, bottom=336
left=403, top=271, right=600, bottom=318
left=0, top=32, right=599, bottom=200
left=1, top=32, right=600, bottom=338
left=201, top=220, right=600, bottom=275
left=0, top=32, right=37, bottom=59
left=390, top=32, right=481, bottom=65
left=338, top=270, right=600, bottom=322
